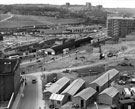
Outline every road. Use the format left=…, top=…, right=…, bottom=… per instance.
left=20, top=51, right=78, bottom=68
left=0, top=14, right=13, bottom=22
left=19, top=75, right=44, bottom=109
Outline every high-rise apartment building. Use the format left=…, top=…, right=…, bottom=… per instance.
left=86, top=2, right=91, bottom=9
left=107, top=17, right=135, bottom=40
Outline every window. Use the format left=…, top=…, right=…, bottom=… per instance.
left=57, top=101, right=60, bottom=104
left=96, top=86, right=99, bottom=92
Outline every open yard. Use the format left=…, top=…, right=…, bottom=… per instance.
left=21, top=41, right=135, bottom=74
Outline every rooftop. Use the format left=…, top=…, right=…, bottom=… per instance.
left=62, top=78, right=85, bottom=96
left=90, top=69, right=119, bottom=87
left=0, top=59, right=20, bottom=75
left=49, top=93, right=65, bottom=101
left=66, top=25, right=100, bottom=30
left=100, top=87, right=119, bottom=98
left=44, top=77, right=70, bottom=94
left=74, top=87, right=97, bottom=100
left=107, top=17, right=135, bottom=20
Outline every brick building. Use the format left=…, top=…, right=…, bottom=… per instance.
left=107, top=17, right=135, bottom=40
left=0, top=59, right=21, bottom=101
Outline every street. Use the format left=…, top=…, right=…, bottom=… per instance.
left=19, top=74, right=44, bottom=109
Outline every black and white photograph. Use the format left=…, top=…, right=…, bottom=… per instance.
left=0, top=0, right=135, bottom=109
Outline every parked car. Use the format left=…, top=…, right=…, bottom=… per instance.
left=118, top=80, right=126, bottom=85
left=107, top=52, right=118, bottom=57
left=32, top=79, right=37, bottom=84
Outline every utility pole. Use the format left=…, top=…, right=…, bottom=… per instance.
left=108, top=73, right=110, bottom=87
left=98, top=38, right=102, bottom=54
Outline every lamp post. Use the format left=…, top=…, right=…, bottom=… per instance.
left=94, top=102, right=99, bottom=109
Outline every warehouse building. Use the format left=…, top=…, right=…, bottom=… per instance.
left=49, top=93, right=67, bottom=108
left=98, top=87, right=119, bottom=105
left=43, top=77, right=70, bottom=99
left=62, top=78, right=85, bottom=101
left=89, top=69, right=119, bottom=93
left=73, top=87, right=97, bottom=109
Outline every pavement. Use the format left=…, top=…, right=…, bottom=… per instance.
left=19, top=75, right=45, bottom=109
left=11, top=82, right=25, bottom=109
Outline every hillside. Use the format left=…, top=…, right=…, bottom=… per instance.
left=0, top=14, right=83, bottom=28
left=0, top=14, right=10, bottom=20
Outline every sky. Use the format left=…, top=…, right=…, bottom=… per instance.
left=0, top=0, right=135, bottom=8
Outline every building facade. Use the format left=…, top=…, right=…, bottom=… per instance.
left=86, top=2, right=91, bottom=9
left=89, top=69, right=119, bottom=93
left=107, top=17, right=135, bottom=40
left=0, top=59, right=21, bottom=101
left=98, top=87, right=119, bottom=105
left=73, top=87, right=97, bottom=109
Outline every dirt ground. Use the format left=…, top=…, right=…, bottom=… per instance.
left=22, top=41, right=135, bottom=75
left=43, top=41, right=135, bottom=71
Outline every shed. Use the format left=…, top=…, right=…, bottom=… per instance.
left=89, top=69, right=119, bottom=92
left=73, top=87, right=97, bottom=109
left=62, top=78, right=85, bottom=101
left=98, top=87, right=119, bottom=105
left=49, top=93, right=67, bottom=108
left=119, top=99, right=135, bottom=109
left=43, top=77, right=70, bottom=99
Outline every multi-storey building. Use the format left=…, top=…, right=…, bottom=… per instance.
left=0, top=59, right=21, bottom=101
left=107, top=17, right=135, bottom=40
left=86, top=2, right=92, bottom=9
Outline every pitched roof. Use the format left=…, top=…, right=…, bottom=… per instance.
left=90, top=69, right=119, bottom=87
left=100, top=87, right=119, bottom=98
left=62, top=78, right=85, bottom=96
left=44, top=77, right=70, bottom=93
left=49, top=93, right=65, bottom=101
left=74, top=87, right=97, bottom=100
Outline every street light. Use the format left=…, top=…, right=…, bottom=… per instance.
left=94, top=102, right=99, bottom=109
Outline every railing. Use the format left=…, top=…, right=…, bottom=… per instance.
left=0, top=93, right=14, bottom=109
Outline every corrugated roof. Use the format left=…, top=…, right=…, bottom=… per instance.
left=108, top=17, right=135, bottom=20
left=100, top=87, right=119, bottom=98
left=44, top=77, right=70, bottom=93
left=90, top=69, right=119, bottom=87
left=62, top=78, right=85, bottom=96
left=74, top=87, right=97, bottom=100
left=67, top=25, right=100, bottom=30
left=49, top=93, right=65, bottom=101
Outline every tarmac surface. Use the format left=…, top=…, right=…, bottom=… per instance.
left=19, top=75, right=44, bottom=109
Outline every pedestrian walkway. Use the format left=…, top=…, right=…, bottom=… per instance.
left=11, top=83, right=25, bottom=109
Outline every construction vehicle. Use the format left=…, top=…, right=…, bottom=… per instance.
left=107, top=49, right=118, bottom=57
left=98, top=38, right=105, bottom=60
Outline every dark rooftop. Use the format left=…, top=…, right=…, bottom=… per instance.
left=0, top=59, right=20, bottom=75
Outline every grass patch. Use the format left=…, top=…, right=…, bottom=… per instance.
left=0, top=14, right=81, bottom=28
left=0, top=14, right=10, bottom=20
